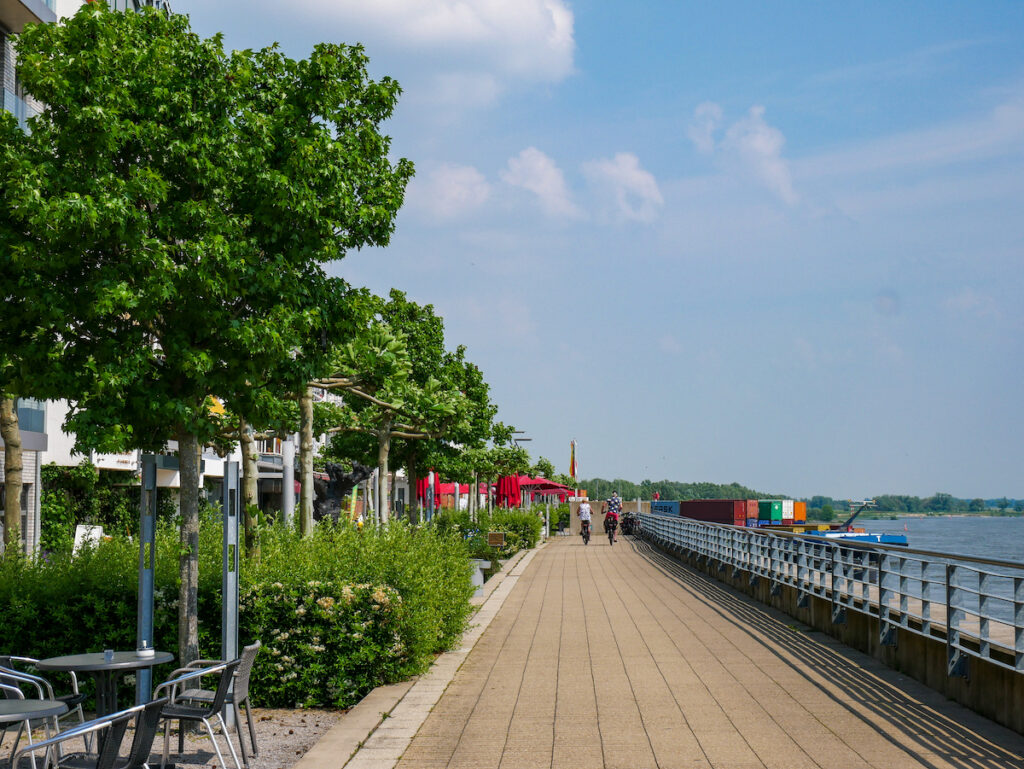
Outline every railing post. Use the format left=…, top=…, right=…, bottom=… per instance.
left=946, top=563, right=968, bottom=678
left=878, top=552, right=896, bottom=647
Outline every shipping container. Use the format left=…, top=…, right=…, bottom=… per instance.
left=781, top=499, right=794, bottom=520
left=744, top=499, right=759, bottom=519
left=680, top=499, right=746, bottom=526
left=746, top=518, right=759, bottom=528
left=651, top=500, right=682, bottom=517
left=758, top=500, right=782, bottom=521
left=793, top=501, right=807, bottom=522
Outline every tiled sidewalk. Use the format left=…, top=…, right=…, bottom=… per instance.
left=392, top=536, right=1024, bottom=769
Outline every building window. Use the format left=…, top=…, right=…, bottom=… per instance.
left=15, top=398, right=46, bottom=433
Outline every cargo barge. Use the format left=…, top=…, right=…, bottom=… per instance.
left=650, top=499, right=908, bottom=546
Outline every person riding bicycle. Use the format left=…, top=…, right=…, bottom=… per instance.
left=602, top=491, right=622, bottom=543
left=577, top=500, right=593, bottom=542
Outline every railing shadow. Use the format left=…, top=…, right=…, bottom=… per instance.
left=627, top=536, right=1024, bottom=769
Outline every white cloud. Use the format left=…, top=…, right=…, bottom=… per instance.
left=687, top=103, right=799, bottom=206
left=285, top=0, right=575, bottom=106
left=796, top=95, right=1024, bottom=181
left=582, top=153, right=663, bottom=223
left=407, top=163, right=491, bottom=220
left=722, top=106, right=799, bottom=206
left=501, top=147, right=584, bottom=219
left=659, top=334, right=683, bottom=355
left=687, top=102, right=723, bottom=155
left=945, top=288, right=999, bottom=319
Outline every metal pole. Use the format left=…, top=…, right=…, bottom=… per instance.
left=136, top=455, right=157, bottom=705
left=427, top=470, right=435, bottom=522
left=281, top=435, right=295, bottom=526
left=221, top=461, right=240, bottom=725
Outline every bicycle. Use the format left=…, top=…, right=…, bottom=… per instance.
left=581, top=520, right=591, bottom=545
left=606, top=518, right=618, bottom=546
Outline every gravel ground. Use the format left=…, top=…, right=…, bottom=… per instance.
left=8, top=707, right=348, bottom=769
left=160, top=707, right=347, bottom=769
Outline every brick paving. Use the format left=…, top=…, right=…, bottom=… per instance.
left=395, top=536, right=1024, bottom=769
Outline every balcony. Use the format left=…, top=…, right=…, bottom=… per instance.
left=3, top=88, right=40, bottom=133
left=0, top=0, right=56, bottom=32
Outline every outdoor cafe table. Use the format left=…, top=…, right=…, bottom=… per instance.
left=0, top=699, right=68, bottom=763
left=36, top=651, right=173, bottom=717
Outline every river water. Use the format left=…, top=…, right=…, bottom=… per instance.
left=858, top=516, right=1024, bottom=563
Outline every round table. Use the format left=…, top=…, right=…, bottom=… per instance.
left=36, top=651, right=174, bottom=716
left=0, top=699, right=69, bottom=765
left=0, top=699, right=68, bottom=724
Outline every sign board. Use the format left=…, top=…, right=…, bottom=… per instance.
left=487, top=531, right=506, bottom=548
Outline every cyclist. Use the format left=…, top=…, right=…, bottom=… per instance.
left=602, top=491, right=622, bottom=544
left=577, top=500, right=593, bottom=545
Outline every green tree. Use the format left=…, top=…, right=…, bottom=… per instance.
left=531, top=457, right=556, bottom=479
left=996, top=497, right=1009, bottom=512
left=969, top=498, right=986, bottom=513
left=320, top=324, right=467, bottom=521
left=0, top=6, right=410, bottom=661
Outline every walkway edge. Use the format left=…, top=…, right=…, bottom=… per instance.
left=294, top=542, right=545, bottom=769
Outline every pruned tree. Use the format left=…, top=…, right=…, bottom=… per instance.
left=0, top=5, right=411, bottom=662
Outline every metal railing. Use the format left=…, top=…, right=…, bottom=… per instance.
left=638, top=512, right=1024, bottom=678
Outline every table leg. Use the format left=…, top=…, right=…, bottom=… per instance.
left=94, top=671, right=119, bottom=717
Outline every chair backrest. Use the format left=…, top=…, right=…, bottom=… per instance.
left=206, top=660, right=241, bottom=715
left=122, top=697, right=168, bottom=769
left=95, top=712, right=133, bottom=769
left=231, top=641, right=261, bottom=702
left=0, top=660, right=18, bottom=699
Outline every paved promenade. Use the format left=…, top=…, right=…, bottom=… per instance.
left=389, top=535, right=1024, bottom=769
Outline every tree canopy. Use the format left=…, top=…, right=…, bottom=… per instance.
left=0, top=4, right=412, bottom=657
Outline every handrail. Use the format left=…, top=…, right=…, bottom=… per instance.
left=638, top=512, right=1024, bottom=678
left=674, top=515, right=1024, bottom=570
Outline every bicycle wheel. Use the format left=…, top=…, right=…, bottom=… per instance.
left=608, top=526, right=614, bottom=545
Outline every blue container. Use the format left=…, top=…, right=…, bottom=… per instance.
left=651, top=500, right=682, bottom=517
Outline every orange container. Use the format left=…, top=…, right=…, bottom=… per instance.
left=793, top=501, right=807, bottom=522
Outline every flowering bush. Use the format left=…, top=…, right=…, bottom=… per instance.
left=244, top=580, right=407, bottom=707
left=0, top=514, right=474, bottom=709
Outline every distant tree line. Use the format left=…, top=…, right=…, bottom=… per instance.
left=580, top=478, right=771, bottom=502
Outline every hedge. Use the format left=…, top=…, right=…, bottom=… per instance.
left=0, top=515, right=475, bottom=708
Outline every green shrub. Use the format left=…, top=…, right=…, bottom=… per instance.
left=431, top=507, right=542, bottom=559
left=0, top=516, right=474, bottom=709
left=244, top=580, right=407, bottom=707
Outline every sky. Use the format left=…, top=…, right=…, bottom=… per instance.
left=172, top=0, right=1024, bottom=500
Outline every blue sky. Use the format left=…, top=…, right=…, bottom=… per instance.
left=174, top=0, right=1024, bottom=499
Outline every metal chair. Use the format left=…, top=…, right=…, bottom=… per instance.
left=155, top=661, right=241, bottom=769
left=168, top=642, right=260, bottom=767
left=1, top=656, right=87, bottom=733
left=1, top=664, right=75, bottom=767
left=50, top=697, right=168, bottom=769
left=11, top=705, right=135, bottom=769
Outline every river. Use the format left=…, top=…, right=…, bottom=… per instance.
left=858, top=515, right=1024, bottom=563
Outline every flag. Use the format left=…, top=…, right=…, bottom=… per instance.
left=569, top=440, right=577, bottom=480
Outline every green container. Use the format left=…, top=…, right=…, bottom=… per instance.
left=758, top=500, right=782, bottom=521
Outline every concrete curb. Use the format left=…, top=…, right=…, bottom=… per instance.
left=292, top=543, right=544, bottom=769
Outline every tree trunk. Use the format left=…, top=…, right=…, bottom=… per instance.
left=299, top=387, right=314, bottom=536
left=377, top=425, right=391, bottom=524
left=177, top=431, right=201, bottom=665
left=0, top=398, right=22, bottom=553
left=238, top=420, right=259, bottom=554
